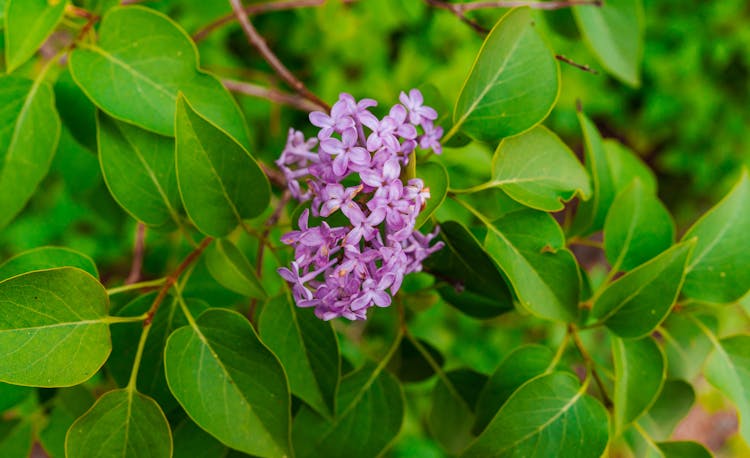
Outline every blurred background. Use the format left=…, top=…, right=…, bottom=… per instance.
left=1, top=0, right=749, bottom=456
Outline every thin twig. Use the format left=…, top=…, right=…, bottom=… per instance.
left=570, top=324, right=613, bottom=408
left=194, top=0, right=325, bottom=43
left=125, top=223, right=146, bottom=285
left=223, top=78, right=321, bottom=112
left=424, top=0, right=489, bottom=34
left=260, top=161, right=288, bottom=188
left=453, top=0, right=601, bottom=12
left=229, top=0, right=330, bottom=111
left=556, top=54, right=599, bottom=74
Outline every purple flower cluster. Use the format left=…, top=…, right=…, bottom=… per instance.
left=276, top=89, right=444, bottom=320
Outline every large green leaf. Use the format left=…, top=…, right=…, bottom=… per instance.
left=0, top=267, right=111, bottom=387
left=258, top=294, right=339, bottom=417
left=164, top=308, right=291, bottom=457
left=387, top=336, right=445, bottom=383
left=109, top=294, right=208, bottom=412
left=0, top=75, right=61, bottom=229
left=573, top=0, right=644, bottom=86
left=205, top=239, right=266, bottom=299
left=4, top=0, right=67, bottom=73
left=489, top=125, right=591, bottom=211
left=474, top=344, right=554, bottom=434
left=484, top=209, right=580, bottom=322
left=604, top=139, right=656, bottom=193
left=656, top=441, right=712, bottom=458
left=453, top=7, right=559, bottom=142
left=173, top=417, right=227, bottom=458
left=681, top=170, right=750, bottom=303
left=292, top=363, right=404, bottom=458
left=0, top=246, right=98, bottom=281
left=98, top=112, right=182, bottom=229
left=175, top=95, right=270, bottom=237
left=66, top=389, right=172, bottom=458
left=462, top=372, right=609, bottom=458
left=591, top=241, right=694, bottom=338
left=604, top=179, right=674, bottom=272
left=69, top=5, right=250, bottom=146
left=428, top=369, right=487, bottom=455
left=704, top=334, right=750, bottom=444
left=661, top=313, right=718, bottom=380
left=415, top=161, right=448, bottom=229
left=423, top=220, right=514, bottom=319
left=612, top=336, right=666, bottom=432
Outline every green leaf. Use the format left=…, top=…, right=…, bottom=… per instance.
left=292, top=363, right=404, bottom=458
left=661, top=313, right=718, bottom=380
left=38, top=386, right=95, bottom=458
left=604, top=179, right=675, bottom=272
left=570, top=112, right=616, bottom=236
left=0, top=418, right=33, bottom=458
left=4, top=0, right=67, bottom=73
left=387, top=336, right=444, bottom=383
left=639, top=380, right=695, bottom=440
left=591, top=241, right=694, bottom=338
left=423, top=220, right=514, bottom=319
left=258, top=294, right=339, bottom=417
left=175, top=95, right=270, bottom=237
left=0, top=246, right=98, bottom=281
left=109, top=294, right=208, bottom=412
left=704, top=334, right=750, bottom=444
left=98, top=112, right=182, bottom=229
left=484, top=209, right=580, bottom=322
left=0, top=267, right=111, bottom=387
left=453, top=7, right=559, bottom=142
left=205, top=239, right=266, bottom=299
left=0, top=75, right=61, bottom=229
left=681, top=170, right=750, bottom=303
left=65, top=389, right=172, bottom=458
left=612, top=336, right=666, bottom=432
left=429, top=369, right=487, bottom=455
left=415, top=161, right=448, bottom=229
left=474, top=344, right=554, bottom=434
left=69, top=5, right=250, bottom=146
left=605, top=139, right=656, bottom=193
left=489, top=125, right=591, bottom=211
left=656, top=441, right=712, bottom=458
left=0, top=382, right=31, bottom=412
left=573, top=0, right=644, bottom=86
left=164, top=308, right=291, bottom=457
left=173, top=417, right=227, bottom=458
left=461, top=372, right=609, bottom=458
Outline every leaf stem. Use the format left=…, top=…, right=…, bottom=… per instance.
left=107, top=278, right=167, bottom=296
left=567, top=237, right=603, bottom=249
left=126, top=309, right=157, bottom=391
left=449, top=181, right=500, bottom=195
left=102, top=314, right=149, bottom=324
left=569, top=325, right=613, bottom=408
left=544, top=331, right=570, bottom=374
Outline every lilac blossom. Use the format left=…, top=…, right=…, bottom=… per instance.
left=276, top=90, right=444, bottom=321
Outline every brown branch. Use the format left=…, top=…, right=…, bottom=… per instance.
left=194, top=0, right=325, bottom=43
left=223, top=78, right=322, bottom=112
left=144, top=237, right=213, bottom=326
left=570, top=324, right=613, bottom=408
left=228, top=0, right=330, bottom=111
left=125, top=223, right=146, bottom=285
left=260, top=161, right=288, bottom=189
left=424, top=0, right=489, bottom=34
left=556, top=54, right=599, bottom=74
left=452, top=0, right=602, bottom=12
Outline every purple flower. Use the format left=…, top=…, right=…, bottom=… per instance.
left=400, top=89, right=438, bottom=125
left=419, top=121, right=444, bottom=155
left=320, top=128, right=371, bottom=176
left=309, top=103, right=355, bottom=139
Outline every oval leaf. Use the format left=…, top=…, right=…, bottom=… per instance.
left=657, top=441, right=712, bottom=458
left=704, top=334, right=750, bottom=444
left=612, top=335, right=666, bottom=432
left=605, top=139, right=656, bottom=192
left=573, top=0, right=644, bottom=86
left=98, top=112, right=182, bottom=229
left=639, top=380, right=695, bottom=440
left=484, top=209, right=580, bottom=322
left=258, top=294, right=340, bottom=417
left=490, top=125, right=591, bottom=211
left=205, top=239, right=266, bottom=299
left=0, top=75, right=61, bottom=229
left=0, top=267, right=111, bottom=387
left=66, top=389, right=172, bottom=458
left=453, top=7, right=559, bottom=142
left=4, top=0, right=67, bottom=72
left=292, top=363, right=404, bottom=458
left=681, top=170, right=750, bottom=303
left=415, top=161, right=448, bottom=229
left=175, top=95, right=270, bottom=237
left=429, top=369, right=487, bottom=454
left=604, top=179, right=675, bottom=271
left=164, top=308, right=291, bottom=457
left=462, top=372, right=609, bottom=458
left=592, top=241, right=695, bottom=338
left=69, top=5, right=250, bottom=145
left=0, top=246, right=98, bottom=281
